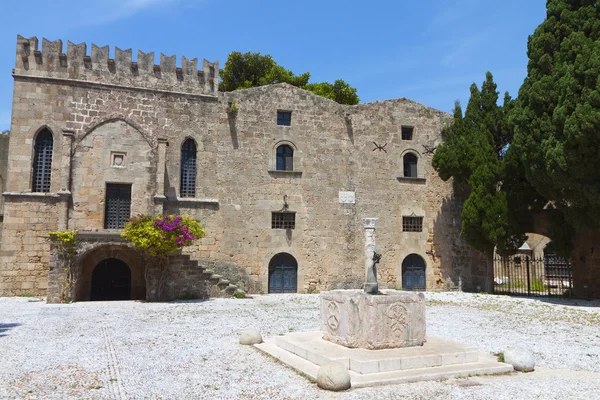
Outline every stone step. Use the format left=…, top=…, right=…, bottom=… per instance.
left=217, top=279, right=230, bottom=288
left=255, top=333, right=513, bottom=389
left=225, top=284, right=237, bottom=295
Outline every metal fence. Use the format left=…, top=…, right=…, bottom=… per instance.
left=493, top=254, right=573, bottom=297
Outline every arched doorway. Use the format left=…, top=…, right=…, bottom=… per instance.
left=91, top=258, right=132, bottom=301
left=268, top=253, right=298, bottom=293
left=402, top=254, right=426, bottom=290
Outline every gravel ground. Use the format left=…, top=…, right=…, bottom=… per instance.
left=1, top=292, right=599, bottom=400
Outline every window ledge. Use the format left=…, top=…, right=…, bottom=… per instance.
left=3, top=191, right=71, bottom=200
left=396, top=177, right=427, bottom=184
left=175, top=197, right=219, bottom=204
left=268, top=170, right=303, bottom=177
left=154, top=196, right=220, bottom=205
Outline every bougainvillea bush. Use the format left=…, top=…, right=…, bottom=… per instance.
left=121, top=214, right=205, bottom=257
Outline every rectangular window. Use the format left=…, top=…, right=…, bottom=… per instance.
left=402, top=216, right=423, bottom=232
left=104, top=183, right=132, bottom=229
left=401, top=126, right=414, bottom=140
left=272, top=212, right=296, bottom=229
left=277, top=111, right=292, bottom=126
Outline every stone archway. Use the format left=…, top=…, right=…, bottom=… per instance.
left=76, top=245, right=146, bottom=301
left=91, top=258, right=132, bottom=301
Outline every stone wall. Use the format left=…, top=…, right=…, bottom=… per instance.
left=0, top=131, right=9, bottom=249
left=0, top=35, right=488, bottom=298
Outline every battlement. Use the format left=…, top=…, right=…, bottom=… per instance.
left=14, top=35, right=219, bottom=96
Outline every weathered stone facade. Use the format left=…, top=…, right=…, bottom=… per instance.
left=0, top=35, right=491, bottom=300
left=0, top=130, right=8, bottom=248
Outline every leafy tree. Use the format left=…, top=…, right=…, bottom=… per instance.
left=511, top=0, right=600, bottom=242
left=433, top=73, right=526, bottom=254
left=304, top=80, right=360, bottom=105
left=219, top=52, right=309, bottom=92
left=121, top=214, right=205, bottom=300
left=219, top=51, right=359, bottom=105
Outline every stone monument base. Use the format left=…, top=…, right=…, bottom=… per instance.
left=255, top=332, right=514, bottom=388
left=320, top=290, right=426, bottom=350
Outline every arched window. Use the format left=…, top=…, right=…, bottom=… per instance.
left=402, top=254, right=426, bottom=290
left=180, top=138, right=197, bottom=198
left=268, top=253, right=298, bottom=293
left=403, top=153, right=418, bottom=178
left=32, top=129, right=53, bottom=192
left=276, top=145, right=294, bottom=171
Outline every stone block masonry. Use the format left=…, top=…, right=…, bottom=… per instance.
left=0, top=35, right=490, bottom=299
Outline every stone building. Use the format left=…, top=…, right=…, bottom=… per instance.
left=0, top=130, right=8, bottom=247
left=0, top=35, right=490, bottom=302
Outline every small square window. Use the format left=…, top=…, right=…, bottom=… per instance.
left=272, top=212, right=295, bottom=229
left=401, top=126, right=414, bottom=140
left=402, top=216, right=423, bottom=232
left=277, top=111, right=292, bottom=126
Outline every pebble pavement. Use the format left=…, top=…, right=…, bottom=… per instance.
left=1, top=292, right=599, bottom=399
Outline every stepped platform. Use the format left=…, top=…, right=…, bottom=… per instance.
left=255, top=331, right=513, bottom=388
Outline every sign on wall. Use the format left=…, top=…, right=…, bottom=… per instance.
left=339, top=191, right=356, bottom=204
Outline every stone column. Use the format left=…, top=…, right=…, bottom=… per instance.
left=363, top=218, right=378, bottom=294
left=154, top=138, right=168, bottom=214
left=57, top=130, right=74, bottom=231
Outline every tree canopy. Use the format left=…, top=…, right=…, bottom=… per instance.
left=511, top=0, right=600, bottom=240
left=432, top=73, right=528, bottom=254
left=219, top=52, right=359, bottom=105
left=434, top=0, right=600, bottom=256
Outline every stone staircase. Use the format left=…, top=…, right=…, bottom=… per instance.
left=169, top=254, right=240, bottom=299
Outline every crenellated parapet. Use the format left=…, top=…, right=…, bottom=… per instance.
left=14, top=35, right=219, bottom=96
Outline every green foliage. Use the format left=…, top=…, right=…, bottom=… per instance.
left=304, top=80, right=359, bottom=106
left=497, top=353, right=505, bottom=363
left=228, top=101, right=239, bottom=113
left=233, top=290, right=246, bottom=299
left=176, top=292, right=201, bottom=300
left=511, top=0, right=600, bottom=250
left=121, top=214, right=205, bottom=257
left=432, top=73, right=527, bottom=254
left=48, top=230, right=79, bottom=303
left=48, top=230, right=78, bottom=259
left=219, top=51, right=359, bottom=105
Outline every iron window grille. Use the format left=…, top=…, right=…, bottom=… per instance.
left=104, top=184, right=132, bottom=229
left=276, top=145, right=294, bottom=171
left=32, top=129, right=53, bottom=192
left=402, top=216, right=423, bottom=232
left=180, top=138, right=197, bottom=198
left=277, top=111, right=292, bottom=126
left=401, top=126, right=414, bottom=140
left=272, top=212, right=296, bottom=229
left=403, top=153, right=418, bottom=178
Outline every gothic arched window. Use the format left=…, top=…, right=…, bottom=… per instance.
left=32, top=129, right=53, bottom=192
left=276, top=145, right=294, bottom=171
left=403, top=153, right=418, bottom=178
left=180, top=138, right=197, bottom=198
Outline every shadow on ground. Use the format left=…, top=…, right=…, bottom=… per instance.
left=0, top=323, right=21, bottom=337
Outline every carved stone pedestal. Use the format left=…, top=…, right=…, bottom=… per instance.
left=320, top=289, right=426, bottom=350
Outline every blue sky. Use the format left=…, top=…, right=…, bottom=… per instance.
left=0, top=0, right=546, bottom=131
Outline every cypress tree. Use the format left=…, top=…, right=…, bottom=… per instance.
left=433, top=73, right=526, bottom=254
left=511, top=0, right=600, bottom=247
